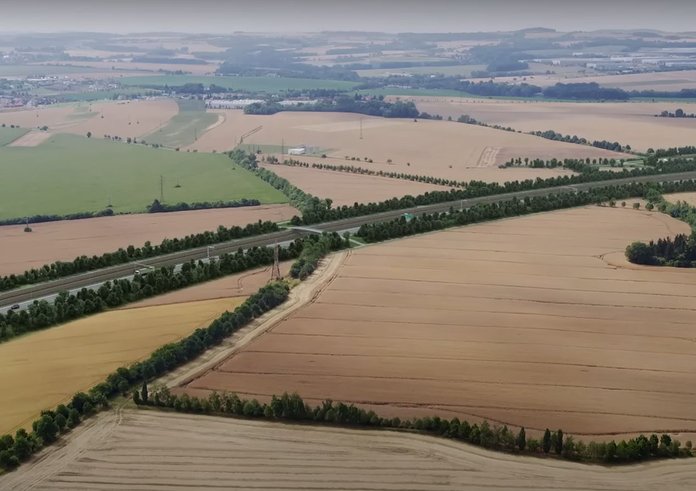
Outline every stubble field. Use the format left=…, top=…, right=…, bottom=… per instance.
left=188, top=109, right=617, bottom=179
left=0, top=99, right=178, bottom=139
left=404, top=97, right=696, bottom=152
left=0, top=204, right=296, bottom=276
left=179, top=205, right=696, bottom=439
left=0, top=296, right=245, bottom=435
left=4, top=409, right=695, bottom=491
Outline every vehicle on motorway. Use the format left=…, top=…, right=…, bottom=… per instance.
left=11, top=304, right=20, bottom=310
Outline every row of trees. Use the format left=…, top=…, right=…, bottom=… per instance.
left=528, top=129, right=631, bottom=153
left=0, top=281, right=292, bottom=471
left=271, top=158, right=469, bottom=188
left=146, top=198, right=260, bottom=213
left=0, top=219, right=279, bottom=292
left=0, top=243, right=301, bottom=342
left=138, top=389, right=691, bottom=465
left=289, top=232, right=350, bottom=280
left=357, top=180, right=696, bottom=244
left=0, top=208, right=115, bottom=227
left=656, top=109, right=696, bottom=118
left=232, top=150, right=696, bottom=228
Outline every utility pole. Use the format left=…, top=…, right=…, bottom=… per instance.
left=281, top=138, right=285, bottom=157
left=360, top=118, right=363, bottom=140
left=271, top=243, right=281, bottom=281
left=160, top=175, right=164, bottom=202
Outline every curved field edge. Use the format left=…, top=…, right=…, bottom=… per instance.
left=2, top=409, right=695, bottom=490
left=176, top=205, right=696, bottom=440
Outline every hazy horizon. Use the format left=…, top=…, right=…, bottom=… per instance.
left=0, top=0, right=694, bottom=35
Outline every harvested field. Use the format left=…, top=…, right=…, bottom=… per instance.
left=0, top=99, right=178, bottom=139
left=403, top=97, right=696, bottom=152
left=0, top=204, right=296, bottom=276
left=7, top=130, right=52, bottom=147
left=3, top=409, right=695, bottom=491
left=190, top=109, right=615, bottom=179
left=260, top=163, right=451, bottom=206
left=664, top=192, right=696, bottom=207
left=0, top=297, right=244, bottom=435
left=476, top=69, right=696, bottom=91
left=180, top=205, right=696, bottom=439
left=123, top=261, right=292, bottom=309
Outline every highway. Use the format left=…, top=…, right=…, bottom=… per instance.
left=2, top=169, right=696, bottom=311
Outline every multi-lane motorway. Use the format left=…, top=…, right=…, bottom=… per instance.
left=3, top=169, right=696, bottom=312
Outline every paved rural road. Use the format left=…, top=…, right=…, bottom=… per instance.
left=2, top=170, right=696, bottom=310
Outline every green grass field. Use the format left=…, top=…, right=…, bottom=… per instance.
left=143, top=99, right=218, bottom=149
left=0, top=127, right=29, bottom=146
left=120, top=75, right=359, bottom=92
left=0, top=64, right=98, bottom=78
left=0, top=134, right=287, bottom=219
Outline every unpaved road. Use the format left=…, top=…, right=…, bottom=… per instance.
left=3, top=408, right=696, bottom=490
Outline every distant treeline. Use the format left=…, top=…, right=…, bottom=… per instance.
left=656, top=109, right=696, bottom=118
left=0, top=199, right=261, bottom=227
left=528, top=129, right=631, bottom=153
left=140, top=388, right=692, bottom=465
left=244, top=95, right=419, bottom=118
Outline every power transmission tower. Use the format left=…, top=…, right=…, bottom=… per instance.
left=160, top=175, right=164, bottom=202
left=360, top=118, right=363, bottom=140
left=271, top=243, right=281, bottom=281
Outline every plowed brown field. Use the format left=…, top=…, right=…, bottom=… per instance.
left=179, top=205, right=696, bottom=439
left=0, top=204, right=296, bottom=276
left=3, top=409, right=696, bottom=490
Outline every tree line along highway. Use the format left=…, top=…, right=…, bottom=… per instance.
left=3, top=170, right=696, bottom=309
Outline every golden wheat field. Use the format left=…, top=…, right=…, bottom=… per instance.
left=0, top=297, right=244, bottom=435
left=180, top=205, right=696, bottom=440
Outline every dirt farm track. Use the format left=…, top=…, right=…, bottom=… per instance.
left=179, top=205, right=696, bottom=440
left=3, top=409, right=696, bottom=490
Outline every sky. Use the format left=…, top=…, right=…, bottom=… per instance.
left=0, top=0, right=694, bottom=34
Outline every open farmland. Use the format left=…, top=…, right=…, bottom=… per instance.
left=403, top=97, right=696, bottom=152
left=179, top=205, right=696, bottom=440
left=0, top=297, right=244, bottom=435
left=0, top=134, right=287, bottom=219
left=0, top=126, right=28, bottom=146
left=143, top=99, right=219, bottom=148
left=4, top=410, right=695, bottom=491
left=0, top=98, right=178, bottom=139
left=260, top=163, right=452, bottom=206
left=121, top=74, right=360, bottom=92
left=476, top=69, right=696, bottom=91
left=189, top=110, right=618, bottom=179
left=0, top=204, right=296, bottom=276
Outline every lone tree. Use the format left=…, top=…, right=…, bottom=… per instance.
left=516, top=427, right=527, bottom=451
left=141, top=381, right=149, bottom=404
left=86, top=131, right=92, bottom=138
left=554, top=429, right=564, bottom=454
left=542, top=428, right=552, bottom=454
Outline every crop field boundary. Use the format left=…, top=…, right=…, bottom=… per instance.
left=162, top=251, right=348, bottom=389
